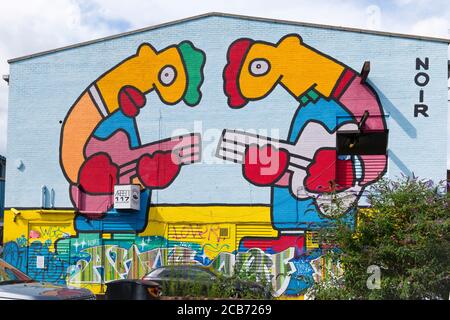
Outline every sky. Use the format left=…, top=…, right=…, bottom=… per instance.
left=0, top=0, right=449, bottom=164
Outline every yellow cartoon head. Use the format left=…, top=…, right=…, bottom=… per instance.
left=224, top=34, right=345, bottom=108
left=140, top=41, right=206, bottom=106
left=96, top=41, right=206, bottom=110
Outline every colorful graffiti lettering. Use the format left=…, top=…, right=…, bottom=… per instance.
left=3, top=239, right=69, bottom=285
left=169, top=224, right=230, bottom=243
left=30, top=226, right=71, bottom=240
left=3, top=232, right=338, bottom=297
left=4, top=237, right=298, bottom=297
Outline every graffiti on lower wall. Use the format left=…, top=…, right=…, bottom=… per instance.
left=3, top=238, right=69, bottom=285
left=3, top=231, right=343, bottom=297
left=65, top=244, right=297, bottom=297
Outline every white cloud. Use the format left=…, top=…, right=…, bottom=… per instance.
left=0, top=0, right=126, bottom=155
left=412, top=17, right=449, bottom=38
left=394, top=0, right=433, bottom=5
left=88, top=0, right=372, bottom=30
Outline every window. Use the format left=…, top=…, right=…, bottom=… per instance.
left=219, top=228, right=230, bottom=238
left=148, top=267, right=215, bottom=280
left=337, top=130, right=389, bottom=155
left=187, top=268, right=216, bottom=281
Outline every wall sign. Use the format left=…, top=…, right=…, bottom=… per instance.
left=114, top=185, right=141, bottom=210
left=414, top=57, right=430, bottom=117
left=36, top=256, right=45, bottom=269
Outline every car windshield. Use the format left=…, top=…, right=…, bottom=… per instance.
left=0, top=260, right=33, bottom=285
left=146, top=267, right=216, bottom=280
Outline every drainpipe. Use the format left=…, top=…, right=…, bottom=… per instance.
left=41, top=185, right=48, bottom=209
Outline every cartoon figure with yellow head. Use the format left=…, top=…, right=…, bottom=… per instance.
left=221, top=34, right=387, bottom=251
left=60, top=41, right=205, bottom=233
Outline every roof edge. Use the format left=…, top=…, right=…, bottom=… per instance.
left=8, top=12, right=450, bottom=63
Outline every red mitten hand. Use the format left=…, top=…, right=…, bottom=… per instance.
left=243, top=145, right=289, bottom=186
left=118, top=86, right=146, bottom=118
left=305, top=149, right=354, bottom=193
left=79, top=154, right=119, bottom=194
left=137, top=152, right=181, bottom=189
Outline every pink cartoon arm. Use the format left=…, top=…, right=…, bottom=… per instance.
left=85, top=131, right=201, bottom=168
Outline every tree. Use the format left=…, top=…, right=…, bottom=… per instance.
left=312, top=175, right=450, bottom=300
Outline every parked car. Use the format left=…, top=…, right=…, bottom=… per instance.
left=0, top=259, right=95, bottom=300
left=143, top=265, right=272, bottom=299
left=105, top=279, right=161, bottom=300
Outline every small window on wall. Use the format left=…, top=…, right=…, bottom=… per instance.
left=219, top=228, right=230, bottom=238
left=337, top=130, right=389, bottom=155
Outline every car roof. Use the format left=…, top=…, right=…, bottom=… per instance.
left=154, top=265, right=209, bottom=270
left=0, top=259, right=32, bottom=280
left=147, top=265, right=218, bottom=276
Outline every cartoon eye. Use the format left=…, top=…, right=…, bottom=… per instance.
left=159, top=65, right=177, bottom=86
left=249, top=59, right=270, bottom=76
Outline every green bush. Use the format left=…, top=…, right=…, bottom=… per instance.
left=312, top=176, right=450, bottom=300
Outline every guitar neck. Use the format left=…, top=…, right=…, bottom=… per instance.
left=217, top=130, right=311, bottom=169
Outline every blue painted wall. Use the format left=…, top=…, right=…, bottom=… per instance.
left=0, top=180, right=4, bottom=221
left=0, top=155, right=5, bottom=221
left=5, top=15, right=448, bottom=208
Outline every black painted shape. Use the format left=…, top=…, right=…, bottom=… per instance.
left=360, top=61, right=370, bottom=84
left=337, top=130, right=389, bottom=155
left=358, top=110, right=370, bottom=130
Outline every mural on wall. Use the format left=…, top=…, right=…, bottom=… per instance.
left=215, top=34, right=388, bottom=291
left=59, top=41, right=206, bottom=233
left=4, top=229, right=330, bottom=298
left=221, top=33, right=388, bottom=235
left=4, top=34, right=387, bottom=298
